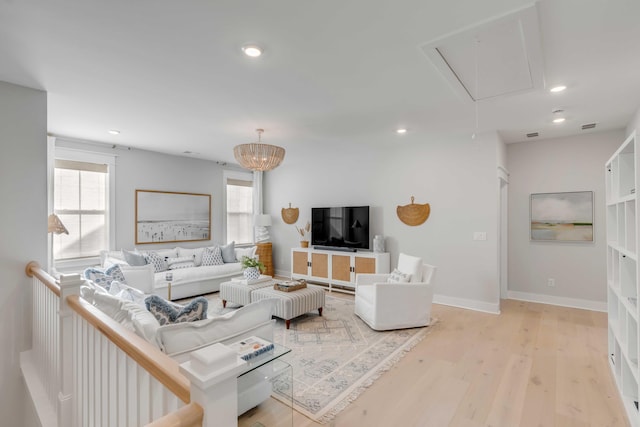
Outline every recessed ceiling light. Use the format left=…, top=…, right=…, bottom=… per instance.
left=242, top=44, right=262, bottom=57
left=553, top=117, right=566, bottom=124
left=396, top=128, right=407, bottom=134
left=550, top=85, right=567, bottom=93
left=108, top=129, right=120, bottom=135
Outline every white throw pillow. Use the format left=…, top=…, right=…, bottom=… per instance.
left=387, top=268, right=411, bottom=283
left=167, top=256, right=196, bottom=270
left=177, top=247, right=205, bottom=266
left=235, top=245, right=257, bottom=261
left=397, top=253, right=422, bottom=283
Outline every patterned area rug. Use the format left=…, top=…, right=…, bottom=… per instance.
left=202, top=293, right=435, bottom=424
left=270, top=295, right=435, bottom=423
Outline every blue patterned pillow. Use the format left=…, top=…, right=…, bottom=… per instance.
left=83, top=267, right=112, bottom=289
left=83, top=264, right=126, bottom=290
left=202, top=246, right=224, bottom=266
left=145, top=251, right=168, bottom=273
left=144, top=295, right=208, bottom=325
left=105, top=264, right=126, bottom=283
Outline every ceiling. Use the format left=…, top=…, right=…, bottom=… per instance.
left=1, top=0, right=639, bottom=165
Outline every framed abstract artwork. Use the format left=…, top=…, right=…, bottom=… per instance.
left=135, top=190, right=211, bottom=244
left=530, top=191, right=594, bottom=242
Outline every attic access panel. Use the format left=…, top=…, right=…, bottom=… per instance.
left=421, top=4, right=544, bottom=102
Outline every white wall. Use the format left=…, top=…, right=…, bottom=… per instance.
left=0, top=81, right=47, bottom=427
left=265, top=132, right=502, bottom=313
left=627, top=107, right=640, bottom=138
left=55, top=138, right=243, bottom=251
left=507, top=130, right=623, bottom=309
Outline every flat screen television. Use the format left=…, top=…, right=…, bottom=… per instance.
left=311, top=206, right=370, bottom=251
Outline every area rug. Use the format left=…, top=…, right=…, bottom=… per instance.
left=201, top=293, right=435, bottom=424
left=271, top=295, right=435, bottom=423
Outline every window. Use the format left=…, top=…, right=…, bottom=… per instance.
left=225, top=173, right=253, bottom=244
left=51, top=145, right=115, bottom=266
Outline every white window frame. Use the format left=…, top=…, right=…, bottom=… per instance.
left=223, top=170, right=254, bottom=246
left=52, top=145, right=116, bottom=271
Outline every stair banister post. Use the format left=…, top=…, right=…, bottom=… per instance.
left=58, top=273, right=83, bottom=427
left=180, top=343, right=246, bottom=427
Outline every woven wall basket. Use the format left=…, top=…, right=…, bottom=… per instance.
left=281, top=203, right=300, bottom=224
left=397, top=196, right=430, bottom=226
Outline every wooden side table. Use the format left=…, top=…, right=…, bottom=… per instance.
left=256, top=242, right=274, bottom=277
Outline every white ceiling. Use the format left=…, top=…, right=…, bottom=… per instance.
left=1, top=0, right=639, bottom=165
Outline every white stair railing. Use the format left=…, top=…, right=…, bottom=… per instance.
left=23, top=262, right=243, bottom=427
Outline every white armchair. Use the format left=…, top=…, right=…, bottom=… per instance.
left=354, top=253, right=436, bottom=331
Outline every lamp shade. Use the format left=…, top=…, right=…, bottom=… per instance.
left=48, top=213, right=69, bottom=235
left=233, top=129, right=285, bottom=172
left=254, top=214, right=272, bottom=227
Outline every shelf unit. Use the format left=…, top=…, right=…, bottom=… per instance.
left=606, top=131, right=639, bottom=426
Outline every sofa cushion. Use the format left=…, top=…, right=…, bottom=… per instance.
left=154, top=262, right=242, bottom=287
left=220, top=241, right=237, bottom=263
left=397, top=253, right=422, bottom=283
left=177, top=247, right=205, bottom=266
left=167, top=256, right=196, bottom=270
left=121, top=300, right=161, bottom=346
left=202, top=246, right=224, bottom=266
left=119, top=264, right=155, bottom=294
left=156, top=298, right=276, bottom=356
left=123, top=249, right=147, bottom=266
left=154, top=248, right=179, bottom=259
left=145, top=251, right=169, bottom=273
left=109, top=280, right=147, bottom=307
left=145, top=295, right=208, bottom=325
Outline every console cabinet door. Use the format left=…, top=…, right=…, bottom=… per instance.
left=332, top=254, right=352, bottom=282
left=354, top=256, right=376, bottom=275
left=292, top=251, right=309, bottom=276
left=311, top=253, right=329, bottom=279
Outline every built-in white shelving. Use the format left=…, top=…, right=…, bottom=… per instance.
left=607, top=131, right=639, bottom=426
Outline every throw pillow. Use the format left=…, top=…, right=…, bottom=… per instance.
left=105, top=264, right=126, bottom=283
left=387, top=268, right=412, bottom=283
left=108, top=280, right=146, bottom=307
left=201, top=246, right=224, bottom=266
left=167, top=256, right=196, bottom=270
left=83, top=267, right=113, bottom=289
left=122, top=249, right=147, bottom=266
left=177, top=247, right=205, bottom=266
left=145, top=251, right=168, bottom=273
left=220, top=241, right=237, bottom=263
left=235, top=245, right=257, bottom=260
left=145, top=295, right=208, bottom=326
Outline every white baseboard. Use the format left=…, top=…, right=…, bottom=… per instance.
left=20, top=350, right=57, bottom=427
left=433, top=294, right=501, bottom=314
left=507, top=290, right=606, bottom=312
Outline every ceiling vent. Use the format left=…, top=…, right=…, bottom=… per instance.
left=581, top=123, right=597, bottom=130
left=420, top=4, right=544, bottom=103
left=526, top=132, right=539, bottom=138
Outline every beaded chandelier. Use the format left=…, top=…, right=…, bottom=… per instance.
left=233, top=129, right=285, bottom=171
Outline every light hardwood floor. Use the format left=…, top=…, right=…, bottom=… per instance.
left=239, top=296, right=628, bottom=427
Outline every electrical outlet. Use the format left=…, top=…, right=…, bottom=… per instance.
left=473, top=232, right=487, bottom=241
left=548, top=278, right=555, bottom=287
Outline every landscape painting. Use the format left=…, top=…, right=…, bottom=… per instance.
left=136, top=190, right=211, bottom=244
left=530, top=191, right=594, bottom=242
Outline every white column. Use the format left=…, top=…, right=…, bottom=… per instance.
left=180, top=343, right=247, bottom=427
left=58, top=273, right=83, bottom=427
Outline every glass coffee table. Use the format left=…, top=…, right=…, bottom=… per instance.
left=237, top=342, right=292, bottom=426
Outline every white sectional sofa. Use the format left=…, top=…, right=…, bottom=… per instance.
left=99, top=243, right=257, bottom=300
left=80, top=279, right=278, bottom=415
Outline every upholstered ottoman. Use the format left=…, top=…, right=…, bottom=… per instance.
left=251, top=286, right=325, bottom=329
left=220, top=279, right=276, bottom=307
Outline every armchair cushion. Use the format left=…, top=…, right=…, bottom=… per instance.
left=397, top=253, right=422, bottom=283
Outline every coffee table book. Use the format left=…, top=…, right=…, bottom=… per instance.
left=228, top=336, right=275, bottom=361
